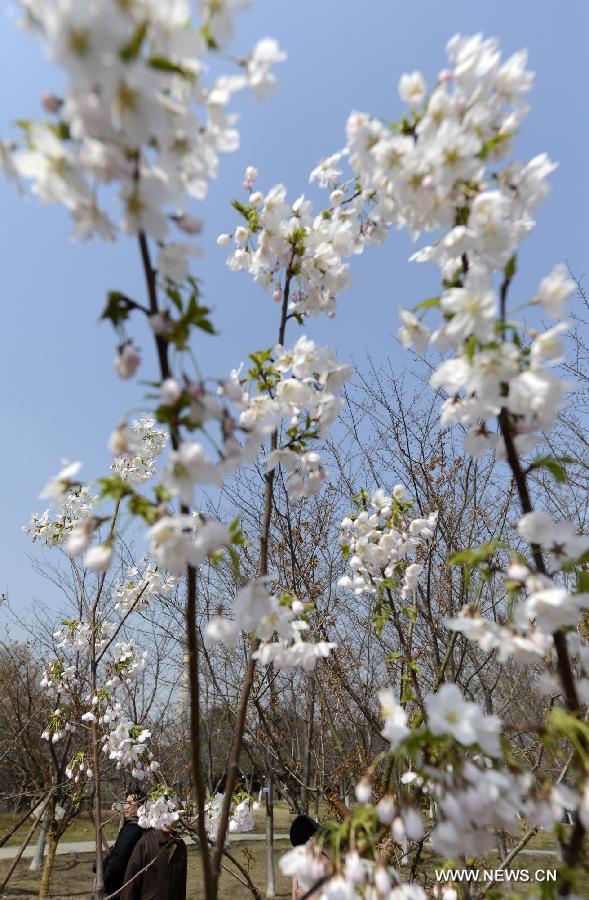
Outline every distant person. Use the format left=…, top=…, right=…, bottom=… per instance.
left=98, top=790, right=145, bottom=899
left=121, top=824, right=187, bottom=900
left=290, top=815, right=320, bottom=900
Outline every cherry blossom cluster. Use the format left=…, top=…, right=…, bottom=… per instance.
left=147, top=514, right=233, bottom=576
left=219, top=169, right=366, bottom=318
left=338, top=487, right=437, bottom=597
left=138, top=790, right=180, bottom=829
left=302, top=34, right=572, bottom=461
left=102, top=719, right=159, bottom=780
left=54, top=618, right=116, bottom=650
left=41, top=707, right=77, bottom=743
left=7, top=0, right=286, bottom=253
left=243, top=336, right=354, bottom=497
left=65, top=752, right=93, bottom=783
left=104, top=641, right=147, bottom=688
left=23, top=479, right=96, bottom=547
left=376, top=682, right=585, bottom=865
left=378, top=42, right=571, bottom=460
left=446, top=510, right=589, bottom=664
left=110, top=416, right=168, bottom=485
left=203, top=792, right=258, bottom=841
left=40, top=660, right=78, bottom=698
left=280, top=838, right=427, bottom=899
left=206, top=580, right=336, bottom=670
left=114, top=557, right=177, bottom=614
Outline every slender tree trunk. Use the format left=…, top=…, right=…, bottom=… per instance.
left=38, top=829, right=58, bottom=899
left=91, top=657, right=104, bottom=899
left=265, top=760, right=275, bottom=898
left=30, top=815, right=49, bottom=871
left=301, top=677, right=315, bottom=815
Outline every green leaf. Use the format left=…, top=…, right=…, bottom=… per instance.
left=166, top=286, right=183, bottom=313
left=231, top=199, right=251, bottom=221
left=464, top=335, right=477, bottom=362
left=577, top=570, right=589, bottom=593
left=128, top=494, right=158, bottom=525
left=148, top=56, right=192, bottom=78
left=412, top=296, right=440, bottom=312
left=529, top=455, right=574, bottom=484
left=97, top=476, right=133, bottom=502
left=504, top=254, right=517, bottom=281
left=154, top=484, right=172, bottom=504
left=199, top=23, right=219, bottom=50
left=121, top=22, right=148, bottom=62
left=49, top=121, right=71, bottom=141
left=101, top=291, right=131, bottom=326
left=449, top=540, right=505, bottom=570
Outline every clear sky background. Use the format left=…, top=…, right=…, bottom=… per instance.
left=1, top=1, right=588, bottom=620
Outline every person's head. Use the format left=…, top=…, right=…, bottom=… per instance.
left=289, top=814, right=319, bottom=847
left=123, top=789, right=146, bottom=819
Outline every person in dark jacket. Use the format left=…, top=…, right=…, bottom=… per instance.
left=121, top=826, right=187, bottom=900
left=100, top=791, right=145, bottom=898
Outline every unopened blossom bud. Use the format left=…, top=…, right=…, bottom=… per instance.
left=291, top=599, right=304, bottom=615
left=217, top=233, right=231, bottom=247
left=234, top=226, right=248, bottom=245
left=391, top=815, right=405, bottom=843
left=41, top=91, right=62, bottom=114
left=249, top=191, right=263, bottom=207
left=441, top=886, right=458, bottom=900
left=172, top=213, right=203, bottom=235
left=375, top=866, right=391, bottom=893
left=393, top=484, right=407, bottom=500
left=344, top=849, right=365, bottom=884
left=161, top=378, right=182, bottom=404
left=115, top=343, right=141, bottom=379
left=66, top=518, right=95, bottom=557
left=222, top=377, right=243, bottom=403
left=245, top=165, right=258, bottom=183
left=398, top=71, right=426, bottom=104
left=224, top=436, right=242, bottom=458
left=377, top=795, right=396, bottom=824
left=508, top=562, right=530, bottom=582
left=355, top=778, right=371, bottom=803
left=84, top=543, right=113, bottom=573
left=403, top=806, right=424, bottom=840
left=272, top=289, right=281, bottom=301
left=149, top=313, right=170, bottom=337
left=330, top=189, right=344, bottom=206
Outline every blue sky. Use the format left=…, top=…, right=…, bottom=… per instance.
left=1, top=1, right=588, bottom=617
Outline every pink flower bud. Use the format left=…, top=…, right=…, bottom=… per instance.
left=172, top=213, right=203, bottom=235
left=114, top=343, right=141, bottom=379
left=162, top=378, right=182, bottom=404
left=41, top=91, right=62, bottom=114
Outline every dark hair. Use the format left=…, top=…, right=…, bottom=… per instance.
left=289, top=814, right=319, bottom=847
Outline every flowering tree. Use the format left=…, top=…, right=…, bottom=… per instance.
left=3, top=5, right=589, bottom=899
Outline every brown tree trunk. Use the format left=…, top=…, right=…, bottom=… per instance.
left=301, top=677, right=315, bottom=815
left=265, top=761, right=275, bottom=898
left=38, top=829, right=58, bottom=899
